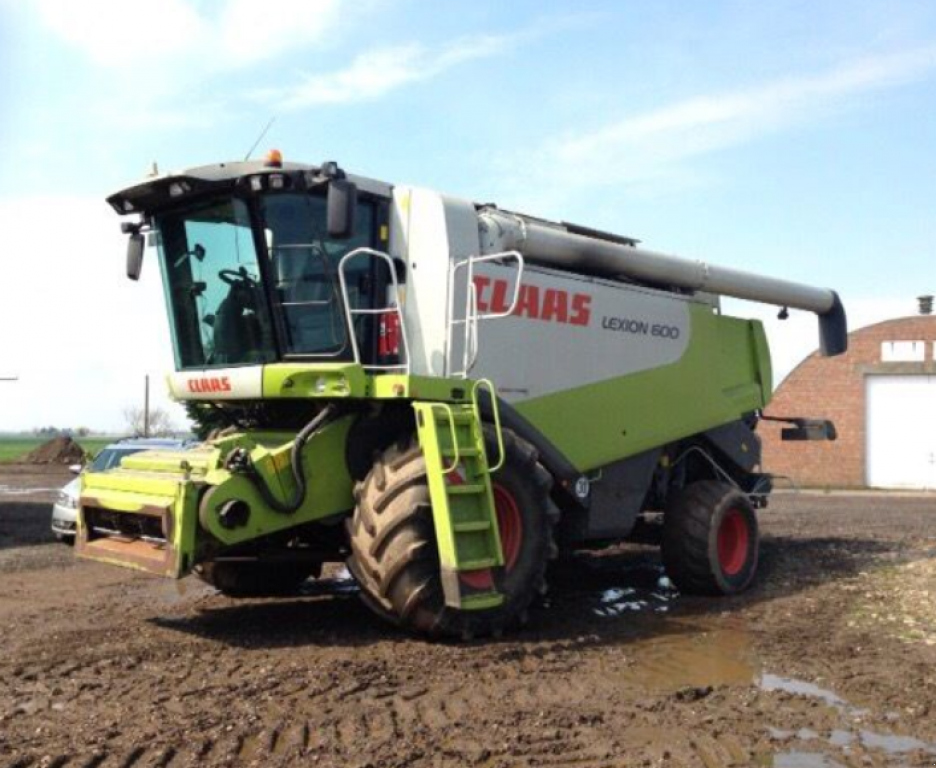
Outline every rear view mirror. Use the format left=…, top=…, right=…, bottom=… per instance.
left=127, top=233, right=145, bottom=280
left=68, top=463, right=82, bottom=475
left=327, top=179, right=357, bottom=239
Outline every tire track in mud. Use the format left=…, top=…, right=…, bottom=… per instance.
left=11, top=701, right=898, bottom=768
left=5, top=695, right=745, bottom=767
left=4, top=637, right=897, bottom=768
left=6, top=492, right=936, bottom=768
left=3, top=648, right=762, bottom=768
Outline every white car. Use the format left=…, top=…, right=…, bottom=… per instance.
left=51, top=438, right=194, bottom=541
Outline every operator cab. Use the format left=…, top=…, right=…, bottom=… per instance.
left=108, top=154, right=400, bottom=372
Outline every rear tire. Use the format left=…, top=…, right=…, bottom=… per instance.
left=197, top=560, right=321, bottom=597
left=661, top=480, right=758, bottom=595
left=346, top=429, right=555, bottom=638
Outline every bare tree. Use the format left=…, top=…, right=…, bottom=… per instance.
left=122, top=406, right=176, bottom=437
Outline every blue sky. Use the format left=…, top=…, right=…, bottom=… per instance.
left=0, top=0, right=934, bottom=432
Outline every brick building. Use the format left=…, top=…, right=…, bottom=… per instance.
left=760, top=313, right=936, bottom=489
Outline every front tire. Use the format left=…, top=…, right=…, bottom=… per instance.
left=346, top=429, right=555, bottom=638
left=661, top=480, right=759, bottom=595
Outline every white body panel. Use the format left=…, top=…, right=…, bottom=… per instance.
left=866, top=375, right=936, bottom=489
left=391, top=187, right=481, bottom=376
left=168, top=367, right=263, bottom=400
left=469, top=263, right=692, bottom=402
left=388, top=190, right=696, bottom=396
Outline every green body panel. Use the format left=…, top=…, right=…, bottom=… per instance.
left=751, top=321, right=774, bottom=406
left=371, top=374, right=471, bottom=402
left=260, top=363, right=469, bottom=402
left=197, top=419, right=355, bottom=546
left=414, top=401, right=504, bottom=610
left=514, top=307, right=773, bottom=472
left=262, top=363, right=368, bottom=398
left=77, top=416, right=357, bottom=577
left=120, top=446, right=216, bottom=476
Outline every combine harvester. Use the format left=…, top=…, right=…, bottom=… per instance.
left=78, top=150, right=846, bottom=637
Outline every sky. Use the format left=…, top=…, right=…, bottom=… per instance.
left=0, top=0, right=934, bottom=433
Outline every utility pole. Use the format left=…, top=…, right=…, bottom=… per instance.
left=144, top=375, right=150, bottom=438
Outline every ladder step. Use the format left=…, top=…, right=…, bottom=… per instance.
left=447, top=483, right=486, bottom=495
left=441, top=447, right=480, bottom=458
left=452, top=520, right=492, bottom=533
left=448, top=412, right=476, bottom=425
left=460, top=557, right=498, bottom=570
left=460, top=592, right=504, bottom=610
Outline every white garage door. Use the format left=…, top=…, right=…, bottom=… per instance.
left=866, top=375, right=936, bottom=489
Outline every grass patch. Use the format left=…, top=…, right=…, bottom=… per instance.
left=0, top=437, right=113, bottom=463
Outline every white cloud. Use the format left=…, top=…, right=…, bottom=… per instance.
left=214, top=0, right=343, bottom=67
left=26, top=0, right=346, bottom=134
left=516, top=46, right=936, bottom=194
left=34, top=0, right=203, bottom=67
left=33, top=0, right=341, bottom=72
left=0, top=196, right=186, bottom=433
left=264, top=34, right=515, bottom=109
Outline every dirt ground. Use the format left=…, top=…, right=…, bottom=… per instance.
left=1, top=465, right=935, bottom=768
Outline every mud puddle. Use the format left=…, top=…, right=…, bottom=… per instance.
left=595, top=604, right=936, bottom=767
left=589, top=563, right=680, bottom=617
left=606, top=621, right=758, bottom=692
left=760, top=673, right=850, bottom=709
left=759, top=670, right=936, bottom=763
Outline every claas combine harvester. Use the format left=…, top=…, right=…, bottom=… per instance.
left=77, top=150, right=846, bottom=637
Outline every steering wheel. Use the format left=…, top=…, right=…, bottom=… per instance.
left=218, top=267, right=257, bottom=286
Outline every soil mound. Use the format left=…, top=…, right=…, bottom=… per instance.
left=22, top=436, right=85, bottom=465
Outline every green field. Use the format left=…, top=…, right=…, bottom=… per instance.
left=0, top=437, right=113, bottom=463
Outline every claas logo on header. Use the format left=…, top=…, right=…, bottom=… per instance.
left=473, top=276, right=591, bottom=327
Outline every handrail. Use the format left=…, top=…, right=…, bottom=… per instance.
left=429, top=403, right=461, bottom=475
left=336, top=247, right=411, bottom=374
left=464, top=251, right=525, bottom=321
left=472, top=378, right=505, bottom=472
left=447, top=250, right=524, bottom=378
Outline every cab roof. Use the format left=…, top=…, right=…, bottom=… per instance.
left=106, top=158, right=392, bottom=216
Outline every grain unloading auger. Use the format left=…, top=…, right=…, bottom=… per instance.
left=77, top=151, right=845, bottom=637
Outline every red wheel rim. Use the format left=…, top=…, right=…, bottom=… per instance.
left=717, top=508, right=749, bottom=576
left=492, top=483, right=523, bottom=571
left=457, top=481, right=524, bottom=590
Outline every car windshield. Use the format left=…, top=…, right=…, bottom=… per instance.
left=89, top=447, right=141, bottom=472
left=156, top=198, right=278, bottom=369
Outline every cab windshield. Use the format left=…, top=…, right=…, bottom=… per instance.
left=157, top=198, right=276, bottom=369
left=155, top=192, right=377, bottom=370
left=261, top=193, right=375, bottom=357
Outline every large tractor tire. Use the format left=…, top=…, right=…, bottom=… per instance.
left=197, top=560, right=321, bottom=597
left=661, top=480, right=759, bottom=596
left=346, top=429, right=555, bottom=638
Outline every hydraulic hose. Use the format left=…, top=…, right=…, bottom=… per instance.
left=227, top=404, right=339, bottom=515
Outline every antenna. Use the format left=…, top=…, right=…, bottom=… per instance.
left=244, top=117, right=277, bottom=161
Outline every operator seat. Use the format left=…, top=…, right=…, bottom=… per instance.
left=212, top=281, right=262, bottom=364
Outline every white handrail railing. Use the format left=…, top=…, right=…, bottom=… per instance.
left=447, top=251, right=524, bottom=378
left=337, top=247, right=411, bottom=374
